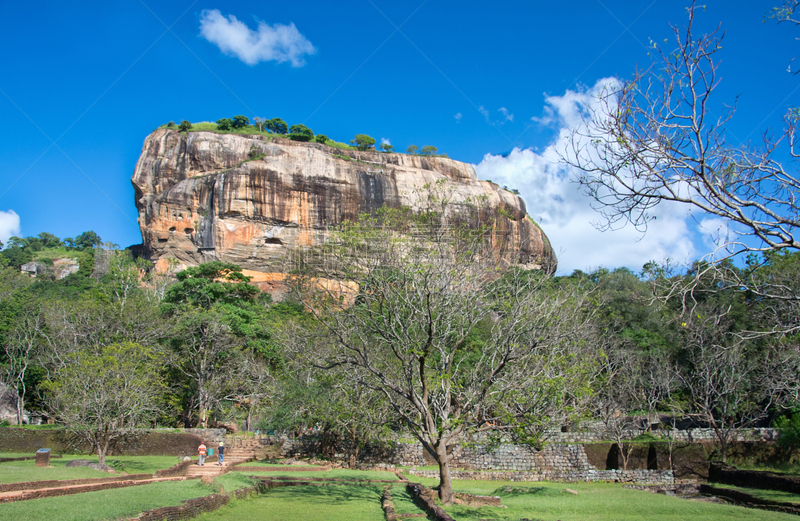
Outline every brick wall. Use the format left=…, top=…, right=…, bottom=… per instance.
left=0, top=474, right=153, bottom=493
left=132, top=485, right=260, bottom=520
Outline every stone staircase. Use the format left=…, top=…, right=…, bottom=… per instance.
left=185, top=436, right=270, bottom=478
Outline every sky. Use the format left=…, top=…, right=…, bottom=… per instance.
left=0, top=1, right=796, bottom=275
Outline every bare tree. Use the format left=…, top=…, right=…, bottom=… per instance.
left=1, top=310, right=42, bottom=425
left=678, top=303, right=773, bottom=462
left=564, top=3, right=798, bottom=259
left=42, top=342, right=166, bottom=465
left=289, top=192, right=603, bottom=504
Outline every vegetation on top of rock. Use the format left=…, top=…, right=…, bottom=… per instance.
left=351, top=134, right=376, bottom=151
left=287, top=123, right=314, bottom=142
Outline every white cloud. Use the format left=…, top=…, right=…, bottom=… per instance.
left=199, top=9, right=316, bottom=67
left=454, top=112, right=462, bottom=123
left=475, top=78, right=700, bottom=275
left=498, top=107, right=514, bottom=122
left=0, top=210, right=20, bottom=247
left=478, top=106, right=490, bottom=121
left=380, top=138, right=391, bottom=145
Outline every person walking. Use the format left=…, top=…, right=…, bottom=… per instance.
left=198, top=441, right=207, bottom=466
left=217, top=441, right=224, bottom=466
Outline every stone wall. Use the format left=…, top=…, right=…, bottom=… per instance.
left=409, top=468, right=675, bottom=484
left=515, top=427, right=778, bottom=444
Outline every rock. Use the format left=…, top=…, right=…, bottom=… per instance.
left=132, top=130, right=557, bottom=295
left=183, top=456, right=192, bottom=462
left=65, top=459, right=93, bottom=467
left=65, top=459, right=114, bottom=472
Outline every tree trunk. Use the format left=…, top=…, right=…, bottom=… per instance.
left=436, top=443, right=454, bottom=505
left=16, top=394, right=24, bottom=426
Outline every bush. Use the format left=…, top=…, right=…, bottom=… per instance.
left=352, top=134, right=376, bottom=151
left=314, top=134, right=328, bottom=144
left=178, top=120, right=192, bottom=132
left=216, top=118, right=233, bottom=131
left=232, top=115, right=249, bottom=129
left=266, top=118, right=288, bottom=134
left=288, top=124, right=314, bottom=142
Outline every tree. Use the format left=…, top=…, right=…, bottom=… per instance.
left=288, top=124, right=314, bottom=142
left=216, top=118, right=233, bottom=131
left=178, top=120, right=192, bottom=132
left=162, top=262, right=265, bottom=427
left=266, top=118, right=288, bottom=135
left=1, top=308, right=42, bottom=425
left=420, top=145, right=438, bottom=156
left=253, top=117, right=266, bottom=132
left=379, top=143, right=394, bottom=153
left=231, top=115, right=249, bottom=129
left=677, top=302, right=774, bottom=462
left=74, top=231, right=101, bottom=250
left=406, top=144, right=419, bottom=155
left=42, top=342, right=166, bottom=464
left=314, top=134, right=328, bottom=144
left=351, top=134, right=376, bottom=151
left=289, top=190, right=603, bottom=504
left=564, top=3, right=798, bottom=260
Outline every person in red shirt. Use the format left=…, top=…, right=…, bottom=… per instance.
left=198, top=442, right=207, bottom=466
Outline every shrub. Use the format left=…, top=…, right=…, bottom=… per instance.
left=351, top=134, right=376, bottom=151
left=266, top=118, right=288, bottom=134
left=314, top=134, right=328, bottom=144
left=232, top=115, right=250, bottom=129
left=216, top=118, right=233, bottom=131
left=288, top=124, right=314, bottom=142
left=178, top=120, right=192, bottom=132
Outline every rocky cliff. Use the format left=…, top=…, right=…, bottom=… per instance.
left=132, top=130, right=556, bottom=290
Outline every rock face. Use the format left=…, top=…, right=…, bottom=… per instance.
left=132, top=130, right=556, bottom=289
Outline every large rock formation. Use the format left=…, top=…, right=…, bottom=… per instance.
left=132, top=130, right=556, bottom=290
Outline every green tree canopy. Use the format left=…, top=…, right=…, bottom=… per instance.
left=288, top=124, right=314, bottom=142
left=232, top=115, right=250, bottom=129
left=266, top=118, right=288, bottom=134
left=351, top=134, right=376, bottom=150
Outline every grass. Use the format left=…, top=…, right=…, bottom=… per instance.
left=241, top=469, right=399, bottom=481
left=713, top=483, right=800, bottom=505
left=0, top=478, right=217, bottom=521
left=735, top=461, right=800, bottom=475
left=0, top=454, right=180, bottom=483
left=404, top=477, right=797, bottom=521
left=194, top=482, right=385, bottom=521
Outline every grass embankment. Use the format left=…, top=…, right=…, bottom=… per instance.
left=0, top=454, right=181, bottom=483
left=712, top=483, right=800, bottom=505
left=243, top=468, right=399, bottom=481
left=0, top=478, right=230, bottom=521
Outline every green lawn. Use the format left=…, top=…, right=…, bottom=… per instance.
left=195, top=483, right=385, bottom=521
left=0, top=479, right=216, bottom=521
left=422, top=480, right=797, bottom=521
left=242, top=469, right=399, bottom=481
left=713, top=483, right=800, bottom=505
left=0, top=454, right=180, bottom=483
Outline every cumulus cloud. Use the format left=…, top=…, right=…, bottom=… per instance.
left=475, top=78, right=700, bottom=275
left=380, top=138, right=391, bottom=145
left=199, top=9, right=316, bottom=67
left=0, top=210, right=20, bottom=247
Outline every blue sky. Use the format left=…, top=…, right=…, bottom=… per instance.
left=0, top=1, right=796, bottom=274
